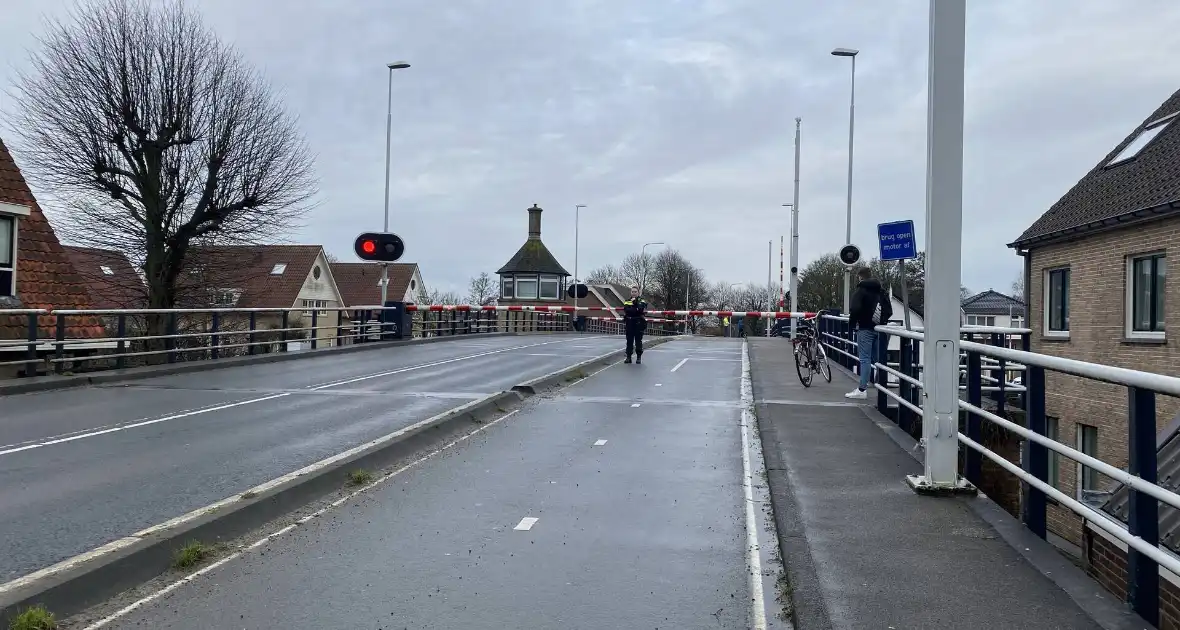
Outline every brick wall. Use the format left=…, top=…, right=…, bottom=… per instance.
left=1029, top=218, right=1180, bottom=546
left=1084, top=525, right=1180, bottom=628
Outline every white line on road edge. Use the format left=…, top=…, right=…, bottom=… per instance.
left=1, top=337, right=587, bottom=458
left=740, top=340, right=768, bottom=630
left=75, top=409, right=522, bottom=630
left=593, top=439, right=608, bottom=446
left=654, top=383, right=662, bottom=387
left=513, top=517, right=539, bottom=531
left=630, top=403, right=641, bottom=408
left=671, top=358, right=688, bottom=372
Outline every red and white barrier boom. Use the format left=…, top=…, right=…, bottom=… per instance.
left=402, top=304, right=816, bottom=319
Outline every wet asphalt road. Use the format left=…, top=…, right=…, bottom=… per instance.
left=0, top=334, right=622, bottom=582
left=96, top=338, right=758, bottom=630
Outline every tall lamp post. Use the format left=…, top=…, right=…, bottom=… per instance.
left=640, top=242, right=664, bottom=294
left=790, top=118, right=802, bottom=339
left=574, top=204, right=586, bottom=312
left=380, top=60, right=411, bottom=307
left=832, top=47, right=858, bottom=315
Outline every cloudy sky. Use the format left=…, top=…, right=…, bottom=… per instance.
left=2, top=0, right=1179, bottom=298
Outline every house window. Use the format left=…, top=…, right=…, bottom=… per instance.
left=501, top=276, right=514, bottom=299
left=1076, top=423, right=1099, bottom=496
left=0, top=215, right=13, bottom=297
left=539, top=275, right=560, bottom=300
left=100, top=265, right=114, bottom=276
left=302, top=299, right=327, bottom=316
left=515, top=276, right=539, bottom=300
left=1106, top=114, right=1176, bottom=167
left=1011, top=316, right=1025, bottom=329
left=270, top=263, right=287, bottom=275
left=1046, top=416, right=1060, bottom=489
left=1045, top=268, right=1070, bottom=336
left=210, top=289, right=240, bottom=307
left=966, top=315, right=995, bottom=327
left=1127, top=252, right=1166, bottom=337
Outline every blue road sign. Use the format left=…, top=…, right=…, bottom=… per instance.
left=877, top=220, right=917, bottom=261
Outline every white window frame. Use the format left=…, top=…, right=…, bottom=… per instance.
left=0, top=215, right=15, bottom=298
left=500, top=276, right=514, bottom=300
left=0, top=202, right=29, bottom=299
left=1076, top=423, right=1099, bottom=499
left=1126, top=251, right=1166, bottom=340
left=270, top=263, right=288, bottom=275
left=302, top=299, right=328, bottom=316
left=515, top=275, right=539, bottom=300
left=539, top=275, right=561, bottom=300
left=1010, top=315, right=1025, bottom=329
left=966, top=315, right=995, bottom=327
left=1043, top=267, right=1070, bottom=338
left=1106, top=112, right=1178, bottom=167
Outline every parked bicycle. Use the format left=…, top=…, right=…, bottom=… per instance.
left=792, top=315, right=831, bottom=387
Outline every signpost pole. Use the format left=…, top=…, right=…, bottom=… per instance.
left=898, top=260, right=912, bottom=331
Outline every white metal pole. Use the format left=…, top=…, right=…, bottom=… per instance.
left=574, top=205, right=585, bottom=313
left=767, top=240, right=773, bottom=336
left=909, top=0, right=968, bottom=493
left=789, top=118, right=801, bottom=340
left=842, top=55, right=857, bottom=316
left=380, top=66, right=394, bottom=307
left=685, top=273, right=691, bottom=334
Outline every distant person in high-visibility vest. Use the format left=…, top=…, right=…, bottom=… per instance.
left=622, top=286, right=647, bottom=364
left=722, top=315, right=730, bottom=337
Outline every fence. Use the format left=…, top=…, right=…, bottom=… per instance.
left=815, top=312, right=1180, bottom=626
left=0, top=307, right=574, bottom=378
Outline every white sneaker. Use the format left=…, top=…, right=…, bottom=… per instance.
left=844, top=388, right=867, bottom=399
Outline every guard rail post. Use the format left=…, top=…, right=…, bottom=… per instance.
left=1020, top=330, right=1031, bottom=410
left=898, top=337, right=914, bottom=434
left=115, top=315, right=127, bottom=370
left=876, top=329, right=889, bottom=415
left=248, top=312, right=258, bottom=355
left=1023, top=365, right=1048, bottom=540
left=991, top=332, right=1008, bottom=415
left=310, top=310, right=319, bottom=350
left=1128, top=386, right=1160, bottom=626
left=24, top=313, right=38, bottom=378
left=966, top=351, right=983, bottom=486
left=166, top=312, right=178, bottom=363
left=211, top=312, right=221, bottom=360
left=54, top=314, right=66, bottom=375
left=280, top=311, right=289, bottom=351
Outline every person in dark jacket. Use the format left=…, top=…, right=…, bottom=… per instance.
left=845, top=267, right=890, bottom=399
left=622, top=286, right=647, bottom=364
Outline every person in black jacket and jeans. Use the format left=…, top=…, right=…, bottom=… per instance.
left=845, top=267, right=890, bottom=399
left=622, top=286, right=647, bottom=364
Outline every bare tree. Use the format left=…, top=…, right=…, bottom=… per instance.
left=10, top=0, right=316, bottom=318
left=426, top=289, right=463, bottom=305
left=585, top=264, right=623, bottom=285
left=467, top=272, right=495, bottom=305
left=1011, top=272, right=1025, bottom=300
left=619, top=253, right=651, bottom=290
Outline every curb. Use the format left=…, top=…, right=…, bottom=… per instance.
left=0, top=332, right=527, bottom=396
left=0, top=336, right=673, bottom=625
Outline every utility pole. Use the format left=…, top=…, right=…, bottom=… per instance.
left=380, top=61, right=410, bottom=307
left=790, top=118, right=802, bottom=339
left=767, top=240, right=773, bottom=336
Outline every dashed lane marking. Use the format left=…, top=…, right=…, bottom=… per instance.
left=514, top=517, right=539, bottom=531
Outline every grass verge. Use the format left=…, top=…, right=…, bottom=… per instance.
left=346, top=469, right=374, bottom=486
left=9, top=604, right=57, bottom=630
left=171, top=540, right=210, bottom=571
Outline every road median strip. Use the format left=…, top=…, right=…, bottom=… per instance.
left=0, top=335, right=673, bottom=626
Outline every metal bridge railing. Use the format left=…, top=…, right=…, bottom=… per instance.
left=813, top=311, right=1178, bottom=625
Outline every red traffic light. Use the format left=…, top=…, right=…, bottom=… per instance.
left=353, top=232, right=405, bottom=262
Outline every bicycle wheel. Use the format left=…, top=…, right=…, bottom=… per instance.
left=795, top=341, right=813, bottom=387
left=815, top=342, right=832, bottom=382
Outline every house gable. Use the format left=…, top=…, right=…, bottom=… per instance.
left=290, top=250, right=344, bottom=309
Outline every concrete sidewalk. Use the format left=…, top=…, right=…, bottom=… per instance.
left=747, top=337, right=1144, bottom=630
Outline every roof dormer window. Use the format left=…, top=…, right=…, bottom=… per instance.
left=1106, top=113, right=1177, bottom=167
left=270, top=263, right=287, bottom=275
left=100, top=265, right=114, bottom=275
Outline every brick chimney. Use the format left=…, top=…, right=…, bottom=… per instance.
left=527, top=204, right=542, bottom=240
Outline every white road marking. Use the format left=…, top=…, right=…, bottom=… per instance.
left=514, top=517, right=539, bottom=531
left=631, top=403, right=641, bottom=408
left=2, top=337, right=581, bottom=458
left=740, top=340, right=768, bottom=630
left=594, top=439, right=608, bottom=446
left=654, top=383, right=662, bottom=387
left=671, top=358, right=688, bottom=372
left=76, top=410, right=522, bottom=630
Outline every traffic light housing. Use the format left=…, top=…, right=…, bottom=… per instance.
left=839, top=244, right=861, bottom=266
left=354, top=232, right=405, bottom=262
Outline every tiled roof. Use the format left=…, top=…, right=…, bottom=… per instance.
left=184, top=245, right=326, bottom=308
left=1012, top=87, right=1180, bottom=248
left=62, top=246, right=146, bottom=310
left=330, top=262, right=420, bottom=307
left=0, top=138, right=105, bottom=340
left=961, top=289, right=1025, bottom=316
left=1102, top=411, right=1180, bottom=554
left=496, top=238, right=570, bottom=276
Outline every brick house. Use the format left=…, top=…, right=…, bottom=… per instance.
left=961, top=289, right=1026, bottom=329
left=62, top=246, right=146, bottom=310
left=1010, top=86, right=1180, bottom=623
left=330, top=262, right=426, bottom=306
left=0, top=138, right=105, bottom=375
left=495, top=204, right=573, bottom=330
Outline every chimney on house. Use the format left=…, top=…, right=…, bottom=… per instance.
left=527, top=204, right=542, bottom=240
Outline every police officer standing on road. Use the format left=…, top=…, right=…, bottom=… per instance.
left=623, top=285, right=647, bottom=364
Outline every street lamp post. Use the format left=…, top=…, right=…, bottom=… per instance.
left=789, top=117, right=801, bottom=339
left=832, top=47, right=858, bottom=315
left=640, top=242, right=664, bottom=294
left=574, top=204, right=586, bottom=313
left=380, top=61, right=411, bottom=308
